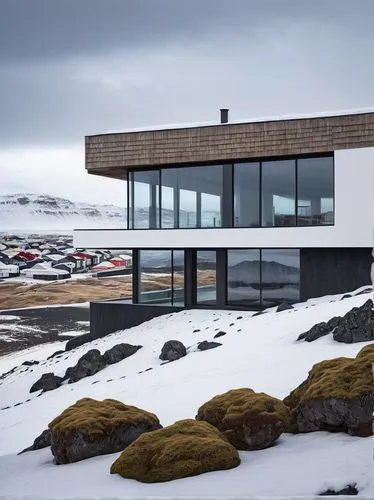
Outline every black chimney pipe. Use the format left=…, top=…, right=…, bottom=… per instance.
left=220, top=108, right=229, bottom=124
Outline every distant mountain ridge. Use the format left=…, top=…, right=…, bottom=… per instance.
left=0, top=193, right=127, bottom=231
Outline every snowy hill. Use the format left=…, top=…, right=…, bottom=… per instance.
left=0, top=289, right=373, bottom=499
left=0, top=193, right=127, bottom=231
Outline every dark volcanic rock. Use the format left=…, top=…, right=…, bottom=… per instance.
left=30, top=373, right=63, bottom=393
left=319, top=484, right=358, bottom=496
left=284, top=344, right=374, bottom=437
left=214, top=331, right=227, bottom=339
left=65, top=333, right=93, bottom=351
left=198, top=341, right=222, bottom=351
left=103, top=343, right=142, bottom=365
left=159, top=340, right=186, bottom=362
left=50, top=398, right=161, bottom=464
left=333, top=299, right=374, bottom=343
left=22, top=360, right=39, bottom=366
left=65, top=349, right=106, bottom=383
left=19, top=429, right=51, bottom=454
left=276, top=303, right=294, bottom=312
left=47, top=350, right=65, bottom=360
left=298, top=322, right=331, bottom=342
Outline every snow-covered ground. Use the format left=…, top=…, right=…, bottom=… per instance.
left=0, top=288, right=373, bottom=499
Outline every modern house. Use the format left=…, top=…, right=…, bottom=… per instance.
left=74, top=109, right=374, bottom=337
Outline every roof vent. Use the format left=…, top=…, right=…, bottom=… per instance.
left=220, top=108, right=229, bottom=124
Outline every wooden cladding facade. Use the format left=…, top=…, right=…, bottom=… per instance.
left=85, top=112, right=374, bottom=179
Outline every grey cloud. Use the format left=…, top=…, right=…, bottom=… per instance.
left=1, top=0, right=373, bottom=64
left=1, top=0, right=374, bottom=148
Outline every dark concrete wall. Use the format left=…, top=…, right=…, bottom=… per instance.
left=300, top=248, right=372, bottom=300
left=90, top=301, right=184, bottom=338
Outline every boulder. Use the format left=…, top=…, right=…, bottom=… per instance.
left=19, top=429, right=51, bottom=454
left=276, top=303, right=294, bottom=312
left=65, top=333, right=92, bottom=351
left=110, top=419, right=240, bottom=483
left=298, top=316, right=343, bottom=342
left=47, top=350, right=65, bottom=360
left=159, top=340, right=186, bottom=362
left=49, top=397, right=161, bottom=464
left=214, top=331, right=227, bottom=339
left=30, top=373, right=63, bottom=393
left=196, top=388, right=290, bottom=450
left=284, top=344, right=374, bottom=437
left=333, top=299, right=374, bottom=343
left=65, top=349, right=106, bottom=383
left=197, top=341, right=222, bottom=351
left=103, top=343, right=142, bottom=365
left=22, top=360, right=39, bottom=366
left=318, top=484, right=358, bottom=496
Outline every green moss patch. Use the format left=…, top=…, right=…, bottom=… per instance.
left=110, top=419, right=240, bottom=483
left=49, top=397, right=160, bottom=439
left=196, top=388, right=290, bottom=450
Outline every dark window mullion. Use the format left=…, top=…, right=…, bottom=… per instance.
left=295, top=159, right=298, bottom=226
left=259, top=248, right=263, bottom=307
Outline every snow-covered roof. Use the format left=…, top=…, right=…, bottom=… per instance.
left=91, top=106, right=374, bottom=136
left=43, top=253, right=65, bottom=261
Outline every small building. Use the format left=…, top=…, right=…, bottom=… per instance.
left=23, top=263, right=70, bottom=281
left=0, top=262, right=19, bottom=278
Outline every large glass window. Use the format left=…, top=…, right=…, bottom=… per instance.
left=262, top=160, right=296, bottom=227
left=138, top=250, right=185, bottom=305
left=160, top=165, right=223, bottom=228
left=196, top=251, right=216, bottom=305
left=234, top=163, right=260, bottom=227
left=227, top=250, right=261, bottom=305
left=297, top=157, right=334, bottom=225
left=132, top=171, right=160, bottom=229
left=139, top=250, right=172, bottom=304
left=261, top=249, right=300, bottom=306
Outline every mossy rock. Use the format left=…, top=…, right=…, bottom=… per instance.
left=196, top=388, right=290, bottom=450
left=49, top=398, right=161, bottom=464
left=110, top=419, right=240, bottom=482
left=284, top=343, right=374, bottom=436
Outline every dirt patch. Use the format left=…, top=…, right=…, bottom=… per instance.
left=0, top=276, right=132, bottom=310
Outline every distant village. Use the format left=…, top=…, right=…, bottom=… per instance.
left=0, top=234, right=132, bottom=281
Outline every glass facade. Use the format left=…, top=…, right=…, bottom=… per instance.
left=262, top=160, right=296, bottom=227
left=297, top=156, right=334, bottom=225
left=234, top=163, right=260, bottom=227
left=261, top=249, right=300, bottom=306
left=128, top=154, right=333, bottom=229
left=159, top=165, right=223, bottom=228
left=227, top=249, right=261, bottom=305
left=227, top=249, right=300, bottom=307
left=195, top=251, right=217, bottom=305
left=138, top=250, right=172, bottom=304
left=130, top=170, right=160, bottom=229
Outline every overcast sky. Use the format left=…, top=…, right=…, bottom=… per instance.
left=1, top=0, right=374, bottom=206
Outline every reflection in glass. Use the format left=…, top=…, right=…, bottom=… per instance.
left=138, top=250, right=172, bottom=304
left=262, top=160, right=296, bottom=227
left=196, top=251, right=216, bottom=305
left=160, top=165, right=223, bottom=228
left=261, top=249, right=300, bottom=306
left=132, top=170, right=160, bottom=229
left=227, top=250, right=261, bottom=305
left=234, top=163, right=260, bottom=227
left=297, top=157, right=334, bottom=225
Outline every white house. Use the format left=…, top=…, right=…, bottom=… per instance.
left=74, top=108, right=374, bottom=335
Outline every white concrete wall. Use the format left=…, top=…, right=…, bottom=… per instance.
left=74, top=147, right=374, bottom=249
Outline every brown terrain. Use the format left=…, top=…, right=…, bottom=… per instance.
left=0, top=270, right=215, bottom=310
left=0, top=276, right=132, bottom=310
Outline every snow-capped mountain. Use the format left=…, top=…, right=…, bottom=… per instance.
left=0, top=193, right=127, bottom=231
